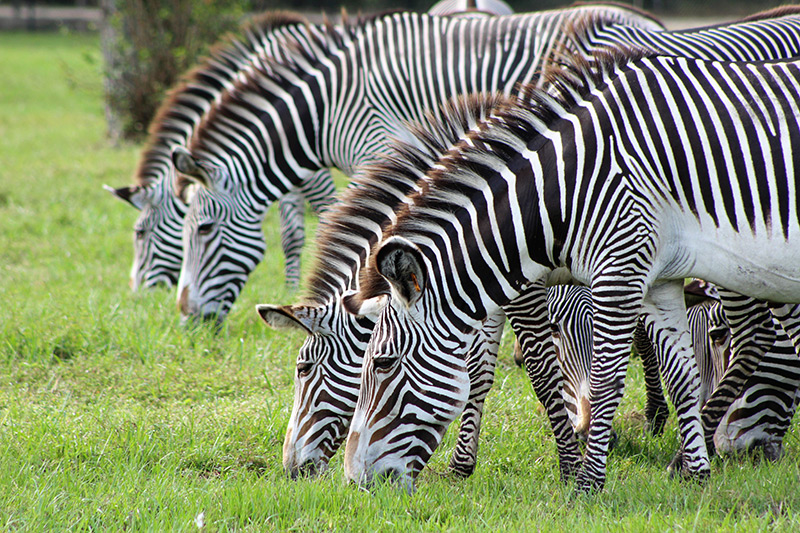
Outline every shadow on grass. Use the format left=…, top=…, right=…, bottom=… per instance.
left=181, top=455, right=276, bottom=479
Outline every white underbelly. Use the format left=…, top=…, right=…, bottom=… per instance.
left=673, top=221, right=800, bottom=303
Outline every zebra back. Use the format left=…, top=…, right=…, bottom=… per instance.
left=566, top=6, right=800, bottom=62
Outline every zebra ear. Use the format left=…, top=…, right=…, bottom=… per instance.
left=104, top=184, right=147, bottom=210
left=172, top=147, right=213, bottom=190
left=375, top=236, right=427, bottom=307
left=342, top=291, right=389, bottom=317
left=342, top=292, right=389, bottom=317
left=256, top=304, right=315, bottom=335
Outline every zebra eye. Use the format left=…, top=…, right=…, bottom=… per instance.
left=197, top=221, right=214, bottom=236
left=372, top=356, right=397, bottom=372
left=709, top=328, right=729, bottom=344
left=296, top=362, right=313, bottom=377
left=134, top=229, right=146, bottom=239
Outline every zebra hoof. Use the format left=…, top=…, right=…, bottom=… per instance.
left=558, top=456, right=582, bottom=483
left=447, top=460, right=476, bottom=479
left=667, top=451, right=710, bottom=484
left=574, top=470, right=604, bottom=494
left=666, top=450, right=684, bottom=479
left=645, top=406, right=668, bottom=436
left=760, top=440, right=784, bottom=462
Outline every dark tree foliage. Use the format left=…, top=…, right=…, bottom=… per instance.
left=101, top=0, right=244, bottom=143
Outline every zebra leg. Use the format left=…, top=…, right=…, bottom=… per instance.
left=575, top=275, right=642, bottom=492
left=448, top=312, right=504, bottom=478
left=638, top=281, right=709, bottom=483
left=299, top=168, right=338, bottom=216
left=632, top=318, right=669, bottom=436
left=278, top=190, right=305, bottom=290
left=503, top=281, right=582, bottom=483
left=700, top=290, right=775, bottom=453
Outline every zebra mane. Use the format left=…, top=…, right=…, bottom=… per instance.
left=567, top=1, right=662, bottom=27
left=134, top=11, right=309, bottom=187
left=739, top=5, right=800, bottom=23
left=303, top=92, right=514, bottom=306
left=359, top=48, right=651, bottom=298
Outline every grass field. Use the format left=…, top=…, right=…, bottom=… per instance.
left=1, top=30, right=799, bottom=531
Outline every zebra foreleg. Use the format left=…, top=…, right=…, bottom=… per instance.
left=504, top=281, right=583, bottom=483
left=639, top=281, right=710, bottom=483
left=448, top=312, right=504, bottom=477
left=574, top=275, right=644, bottom=493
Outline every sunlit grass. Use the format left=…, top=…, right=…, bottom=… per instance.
left=0, top=30, right=798, bottom=531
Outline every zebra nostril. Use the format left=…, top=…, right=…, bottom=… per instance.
left=148, top=278, right=172, bottom=290
left=288, top=459, right=319, bottom=480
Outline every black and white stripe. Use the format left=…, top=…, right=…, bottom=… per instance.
left=173, top=6, right=663, bottom=324
left=258, top=8, right=800, bottom=482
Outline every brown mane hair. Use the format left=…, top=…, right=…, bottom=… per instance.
left=359, top=48, right=652, bottom=298
left=301, top=92, right=515, bottom=305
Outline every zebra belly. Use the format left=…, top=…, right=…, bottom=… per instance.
left=670, top=223, right=800, bottom=303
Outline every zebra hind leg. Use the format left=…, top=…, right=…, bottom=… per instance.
left=639, top=281, right=709, bottom=483
left=278, top=191, right=306, bottom=290
left=632, top=318, right=670, bottom=435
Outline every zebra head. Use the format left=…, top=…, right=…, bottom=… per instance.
left=257, top=298, right=376, bottom=478
left=172, top=147, right=267, bottom=324
left=342, top=236, right=477, bottom=491
left=105, top=178, right=185, bottom=290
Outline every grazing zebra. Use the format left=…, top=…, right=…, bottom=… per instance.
left=105, top=13, right=338, bottom=291
left=693, top=297, right=800, bottom=461
left=342, top=52, right=800, bottom=493
left=715, top=323, right=800, bottom=460
left=256, top=8, right=800, bottom=481
left=545, top=285, right=693, bottom=441
left=257, top=93, right=581, bottom=480
left=171, top=5, right=663, bottom=324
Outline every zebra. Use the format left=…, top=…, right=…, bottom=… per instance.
left=104, top=12, right=339, bottom=291
left=257, top=93, right=582, bottom=480
left=170, top=5, right=664, bottom=324
left=341, top=51, right=800, bottom=493
left=714, top=322, right=800, bottom=460
left=557, top=5, right=800, bottom=450
left=256, top=8, right=800, bottom=481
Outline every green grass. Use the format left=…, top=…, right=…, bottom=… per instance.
left=1, top=30, right=799, bottom=531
